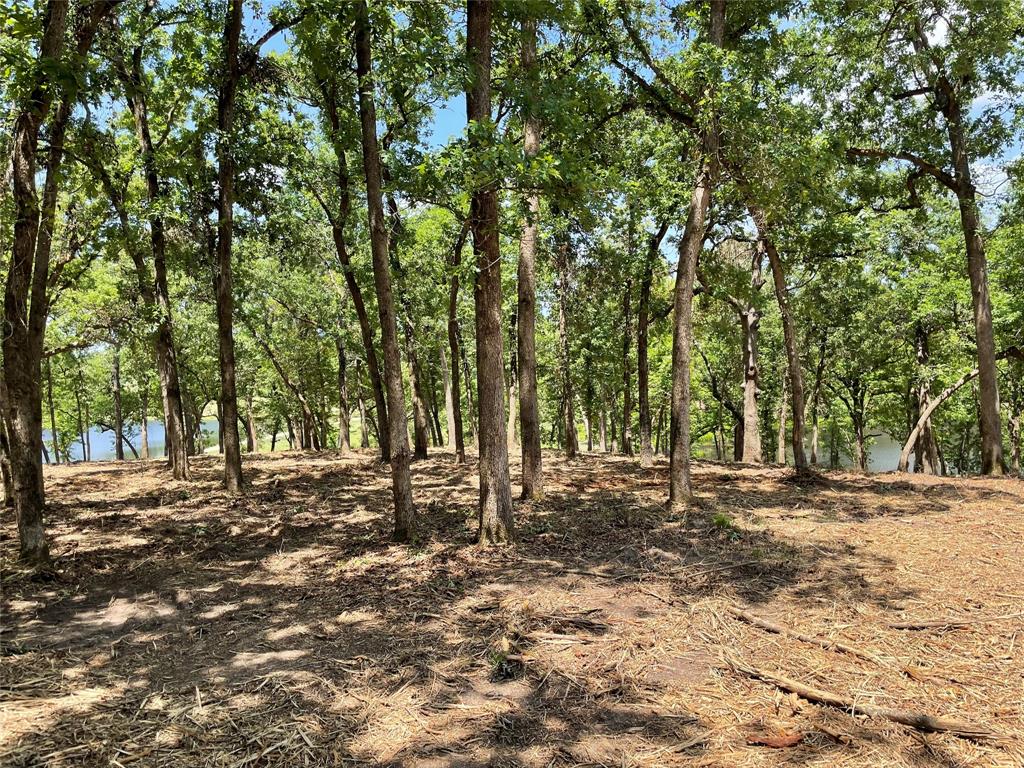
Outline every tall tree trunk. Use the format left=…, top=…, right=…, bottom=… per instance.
left=3, top=0, right=84, bottom=563
left=140, top=388, right=150, bottom=459
left=913, top=323, right=940, bottom=474
left=937, top=75, right=1003, bottom=475
left=446, top=223, right=469, bottom=463
left=897, top=345, right=1023, bottom=472
left=117, top=43, right=189, bottom=481
left=73, top=369, right=86, bottom=462
left=318, top=80, right=390, bottom=462
left=669, top=0, right=725, bottom=507
left=507, top=312, right=519, bottom=454
left=775, top=379, right=787, bottom=465
left=357, top=381, right=371, bottom=448
left=337, top=338, right=351, bottom=453
left=517, top=15, right=543, bottom=498
left=740, top=308, right=763, bottom=464
left=215, top=0, right=244, bottom=492
left=46, top=358, right=60, bottom=465
left=621, top=280, right=633, bottom=455
left=808, top=334, right=826, bottom=466
left=748, top=208, right=809, bottom=473
left=402, top=319, right=430, bottom=461
left=555, top=233, right=578, bottom=459
left=245, top=392, right=257, bottom=453
left=441, top=346, right=458, bottom=455
left=599, top=410, right=608, bottom=452
left=355, top=0, right=416, bottom=541
left=458, top=325, right=477, bottom=446
left=638, top=222, right=668, bottom=467
left=467, top=0, right=514, bottom=543
left=426, top=365, right=443, bottom=447
left=113, top=347, right=125, bottom=461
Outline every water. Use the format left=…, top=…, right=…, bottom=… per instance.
left=44, top=419, right=219, bottom=462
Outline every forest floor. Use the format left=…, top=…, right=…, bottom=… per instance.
left=2, top=451, right=1023, bottom=768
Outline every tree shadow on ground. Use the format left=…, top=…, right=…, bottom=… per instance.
left=1, top=451, right=1018, bottom=767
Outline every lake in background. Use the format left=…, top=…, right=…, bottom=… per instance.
left=47, top=420, right=914, bottom=473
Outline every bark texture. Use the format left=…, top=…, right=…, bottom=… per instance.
left=467, top=0, right=514, bottom=543
left=355, top=0, right=416, bottom=540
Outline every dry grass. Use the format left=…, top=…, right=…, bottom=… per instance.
left=1, top=450, right=1023, bottom=767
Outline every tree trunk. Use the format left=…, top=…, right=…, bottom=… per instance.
left=935, top=75, right=1004, bottom=474
left=215, top=0, right=244, bottom=492
left=337, top=338, right=351, bottom=453
left=808, top=335, right=826, bottom=466
left=638, top=222, right=668, bottom=467
left=403, top=319, right=430, bottom=461
left=2, top=0, right=75, bottom=564
left=775, top=379, right=787, bottom=465
left=897, top=346, right=1023, bottom=472
left=446, top=224, right=469, bottom=463
left=517, top=16, right=543, bottom=497
left=245, top=392, right=257, bottom=453
left=46, top=358, right=60, bottom=465
left=621, top=280, right=633, bottom=455
left=599, top=410, right=608, bottom=452
left=355, top=0, right=416, bottom=541
left=112, top=347, right=125, bottom=461
left=669, top=0, right=725, bottom=507
left=270, top=416, right=279, bottom=452
left=748, top=208, right=809, bottom=473
left=117, top=46, right=190, bottom=481
left=427, top=365, right=443, bottom=447
left=555, top=234, right=578, bottom=459
left=140, top=388, right=150, bottom=460
left=913, top=323, right=940, bottom=474
left=441, top=346, right=458, bottom=455
left=458, top=325, right=477, bottom=446
left=507, top=312, right=519, bottom=454
left=357, top=388, right=371, bottom=448
left=467, top=0, right=514, bottom=543
left=740, top=307, right=763, bottom=464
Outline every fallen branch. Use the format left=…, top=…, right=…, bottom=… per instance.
left=726, top=654, right=999, bottom=742
left=727, top=606, right=887, bottom=666
left=887, top=611, right=1024, bottom=630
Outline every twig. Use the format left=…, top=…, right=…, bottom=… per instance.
left=725, top=653, right=1001, bottom=743
left=727, top=605, right=887, bottom=666
left=887, top=611, right=1024, bottom=630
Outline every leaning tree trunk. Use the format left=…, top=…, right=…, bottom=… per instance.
left=214, top=0, right=245, bottom=492
left=355, top=0, right=416, bottom=541
left=118, top=50, right=190, bottom=480
left=898, top=346, right=1022, bottom=473
left=748, top=208, right=809, bottom=473
left=467, top=0, right=514, bottom=543
left=518, top=14, right=543, bottom=497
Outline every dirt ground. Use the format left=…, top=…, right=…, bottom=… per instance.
left=2, top=451, right=1023, bottom=767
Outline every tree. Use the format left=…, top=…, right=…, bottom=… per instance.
left=354, top=0, right=416, bottom=541
left=466, top=0, right=514, bottom=544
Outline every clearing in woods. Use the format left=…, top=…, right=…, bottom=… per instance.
left=1, top=451, right=1022, bottom=767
